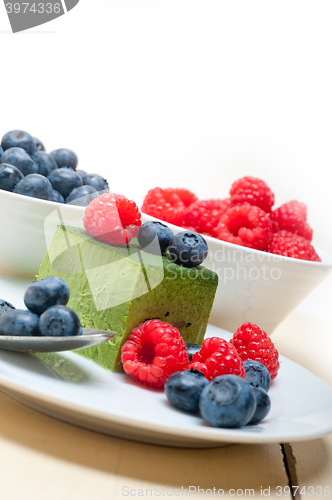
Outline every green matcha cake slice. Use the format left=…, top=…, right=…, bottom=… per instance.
left=38, top=225, right=218, bottom=372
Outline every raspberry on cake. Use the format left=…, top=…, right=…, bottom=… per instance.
left=230, top=176, right=275, bottom=213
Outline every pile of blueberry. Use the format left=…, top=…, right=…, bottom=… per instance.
left=137, top=221, right=208, bottom=268
left=164, top=357, right=271, bottom=427
left=0, top=130, right=109, bottom=206
left=0, top=276, right=82, bottom=337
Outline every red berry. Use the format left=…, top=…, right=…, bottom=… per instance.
left=230, top=322, right=280, bottom=380
left=141, top=187, right=197, bottom=225
left=183, top=198, right=231, bottom=236
left=172, top=188, right=198, bottom=207
left=83, top=193, right=141, bottom=246
left=270, top=201, right=313, bottom=241
left=189, top=337, right=245, bottom=381
left=230, top=176, right=275, bottom=213
left=268, top=230, right=321, bottom=262
left=121, top=320, right=189, bottom=388
left=214, top=203, right=272, bottom=250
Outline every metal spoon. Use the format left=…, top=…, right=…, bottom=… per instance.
left=0, top=328, right=114, bottom=353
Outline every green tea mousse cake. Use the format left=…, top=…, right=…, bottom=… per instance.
left=38, top=225, right=218, bottom=372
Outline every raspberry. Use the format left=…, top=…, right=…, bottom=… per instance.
left=189, top=337, right=245, bottom=381
left=83, top=193, right=141, bottom=246
left=230, top=323, right=280, bottom=380
left=214, top=203, right=272, bottom=250
left=268, top=230, right=321, bottom=262
left=141, top=187, right=197, bottom=225
left=183, top=198, right=231, bottom=236
left=121, top=320, right=189, bottom=388
left=270, top=201, right=313, bottom=241
left=230, top=176, right=275, bottom=213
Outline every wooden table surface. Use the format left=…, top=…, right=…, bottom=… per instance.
left=0, top=274, right=331, bottom=500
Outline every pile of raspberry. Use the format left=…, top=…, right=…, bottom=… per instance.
left=141, top=178, right=321, bottom=262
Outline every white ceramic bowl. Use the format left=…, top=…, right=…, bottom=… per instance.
left=1, top=189, right=332, bottom=334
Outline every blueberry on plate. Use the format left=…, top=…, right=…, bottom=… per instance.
left=137, top=221, right=174, bottom=255
left=1, top=147, right=38, bottom=176
left=66, top=185, right=98, bottom=206
left=243, top=360, right=271, bottom=392
left=82, top=174, right=109, bottom=191
left=0, top=164, right=24, bottom=192
left=39, top=305, right=82, bottom=337
left=165, top=368, right=209, bottom=412
left=1, top=130, right=35, bottom=156
left=0, top=309, right=40, bottom=336
left=199, top=374, right=256, bottom=428
left=49, top=148, right=78, bottom=170
left=31, top=151, right=57, bottom=177
left=168, top=231, right=208, bottom=268
left=185, top=343, right=201, bottom=362
left=33, top=137, right=45, bottom=152
left=14, top=173, right=53, bottom=200
left=76, top=169, right=87, bottom=179
left=24, top=276, right=70, bottom=315
left=0, top=145, right=3, bottom=157
left=248, top=387, right=271, bottom=425
left=0, top=299, right=15, bottom=318
left=47, top=167, right=82, bottom=199
left=52, top=189, right=65, bottom=203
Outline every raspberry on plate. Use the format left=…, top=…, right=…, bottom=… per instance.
left=270, top=200, right=313, bottom=241
left=141, top=187, right=197, bottom=225
left=121, top=320, right=189, bottom=388
left=214, top=203, right=272, bottom=250
left=83, top=193, right=141, bottom=246
left=189, top=337, right=246, bottom=381
left=230, top=176, right=275, bottom=213
left=268, top=230, right=321, bottom=262
left=230, top=322, right=280, bottom=380
left=183, top=198, right=231, bottom=236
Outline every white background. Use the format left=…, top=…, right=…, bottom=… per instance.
left=1, top=0, right=332, bottom=254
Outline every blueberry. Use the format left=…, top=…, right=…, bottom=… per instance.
left=137, top=221, right=174, bottom=255
left=33, top=137, right=45, bottom=152
left=14, top=174, right=53, bottom=200
left=82, top=174, right=109, bottom=191
left=185, top=343, right=201, bottom=362
left=66, top=185, right=98, bottom=206
left=52, top=189, right=65, bottom=203
left=0, top=164, right=24, bottom=192
left=168, top=231, right=208, bottom=268
left=39, top=305, right=81, bottom=337
left=24, top=276, right=70, bottom=315
left=243, top=360, right=271, bottom=392
left=165, top=369, right=209, bottom=412
left=0, top=145, right=3, bottom=157
left=0, top=299, right=15, bottom=318
left=1, top=147, right=38, bottom=176
left=49, top=148, right=78, bottom=170
left=0, top=309, right=40, bottom=336
left=47, top=167, right=82, bottom=199
left=199, top=375, right=256, bottom=428
left=248, top=387, right=271, bottom=425
left=31, top=151, right=57, bottom=177
left=76, top=169, right=87, bottom=179
left=1, top=130, right=35, bottom=155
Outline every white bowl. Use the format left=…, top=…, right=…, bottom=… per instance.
left=1, top=189, right=331, bottom=335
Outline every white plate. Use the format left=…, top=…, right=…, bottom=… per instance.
left=1, top=277, right=332, bottom=447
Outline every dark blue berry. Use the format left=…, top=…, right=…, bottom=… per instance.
left=137, top=221, right=174, bottom=255
left=76, top=169, right=87, bottom=179
left=1, top=147, right=38, bottom=176
left=185, top=343, right=201, bottom=362
left=52, top=189, right=65, bottom=203
left=0, top=164, right=24, bottom=192
left=1, top=130, right=35, bottom=156
left=14, top=174, right=53, bottom=200
left=0, top=309, right=40, bottom=336
left=50, top=148, right=78, bottom=170
left=243, top=360, right=271, bottom=392
left=199, top=375, right=256, bottom=428
left=66, top=185, right=98, bottom=206
left=24, top=276, right=70, bottom=315
left=82, top=174, right=109, bottom=191
left=0, top=299, right=15, bottom=318
left=31, top=151, right=57, bottom=177
left=168, top=231, right=208, bottom=268
left=47, top=167, right=82, bottom=199
left=248, top=387, right=271, bottom=424
left=0, top=145, right=3, bottom=157
left=33, top=137, right=45, bottom=152
left=165, top=369, right=209, bottom=412
left=39, top=305, right=81, bottom=337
